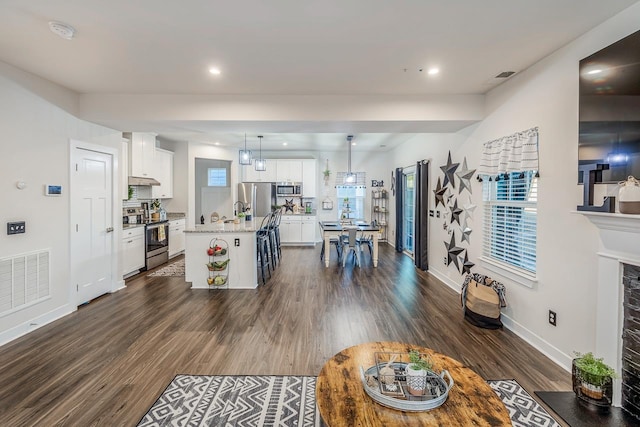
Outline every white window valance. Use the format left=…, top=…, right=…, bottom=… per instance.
left=479, top=127, right=539, bottom=175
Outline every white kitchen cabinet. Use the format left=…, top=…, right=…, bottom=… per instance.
left=121, top=226, right=145, bottom=277
left=169, top=218, right=185, bottom=257
left=127, top=132, right=157, bottom=178
left=276, top=160, right=302, bottom=183
left=301, top=216, right=317, bottom=243
left=242, top=162, right=277, bottom=182
left=302, top=159, right=317, bottom=198
left=121, top=140, right=129, bottom=200
left=280, top=215, right=302, bottom=243
left=152, top=148, right=174, bottom=199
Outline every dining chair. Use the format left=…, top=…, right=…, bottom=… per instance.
left=320, top=223, right=342, bottom=262
left=342, top=228, right=362, bottom=267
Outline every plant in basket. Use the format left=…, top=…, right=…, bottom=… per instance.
left=572, top=351, right=617, bottom=405
left=405, top=350, right=433, bottom=396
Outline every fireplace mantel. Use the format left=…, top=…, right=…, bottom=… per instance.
left=577, top=211, right=640, bottom=233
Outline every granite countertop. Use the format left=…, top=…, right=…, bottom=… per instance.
left=185, top=221, right=258, bottom=233
left=122, top=223, right=146, bottom=229
left=167, top=212, right=186, bottom=219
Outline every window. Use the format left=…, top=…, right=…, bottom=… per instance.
left=482, top=171, right=538, bottom=274
left=336, top=186, right=366, bottom=220
left=207, top=168, right=227, bottom=187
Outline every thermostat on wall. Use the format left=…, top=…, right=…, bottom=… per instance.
left=45, top=185, right=63, bottom=196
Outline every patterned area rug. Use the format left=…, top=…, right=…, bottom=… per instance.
left=138, top=375, right=319, bottom=426
left=138, top=376, right=560, bottom=427
left=490, top=379, right=561, bottom=427
left=147, top=259, right=185, bottom=277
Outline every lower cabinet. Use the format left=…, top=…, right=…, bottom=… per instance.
left=169, top=218, right=185, bottom=257
left=121, top=227, right=145, bottom=277
left=281, top=215, right=316, bottom=245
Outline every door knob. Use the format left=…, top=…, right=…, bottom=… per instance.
left=106, top=227, right=114, bottom=233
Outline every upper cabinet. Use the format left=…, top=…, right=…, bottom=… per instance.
left=301, top=159, right=317, bottom=198
left=242, top=162, right=277, bottom=182
left=126, top=132, right=157, bottom=177
left=121, top=140, right=129, bottom=200
left=152, top=148, right=174, bottom=199
left=276, top=160, right=302, bottom=183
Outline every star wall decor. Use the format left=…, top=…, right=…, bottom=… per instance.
left=444, top=233, right=464, bottom=270
left=455, top=158, right=476, bottom=194
left=439, top=151, right=459, bottom=188
left=462, top=196, right=477, bottom=221
left=461, top=226, right=472, bottom=244
left=433, top=177, right=446, bottom=208
left=447, top=193, right=454, bottom=205
left=450, top=199, right=463, bottom=225
left=460, top=251, right=475, bottom=275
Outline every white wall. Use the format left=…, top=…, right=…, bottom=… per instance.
left=390, top=3, right=640, bottom=369
left=0, top=70, right=121, bottom=344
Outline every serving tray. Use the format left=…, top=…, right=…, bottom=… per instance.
left=359, top=363, right=454, bottom=412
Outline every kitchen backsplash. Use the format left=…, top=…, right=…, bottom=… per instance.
left=123, top=186, right=155, bottom=208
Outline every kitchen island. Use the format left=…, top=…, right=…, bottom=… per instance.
left=184, top=221, right=258, bottom=289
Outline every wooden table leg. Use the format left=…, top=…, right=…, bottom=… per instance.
left=324, top=233, right=331, bottom=267
left=372, top=233, right=379, bottom=267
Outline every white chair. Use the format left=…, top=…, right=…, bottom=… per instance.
left=342, top=228, right=362, bottom=267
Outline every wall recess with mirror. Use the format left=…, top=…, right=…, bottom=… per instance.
left=578, top=29, right=640, bottom=212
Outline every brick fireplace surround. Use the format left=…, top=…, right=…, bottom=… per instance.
left=581, top=212, right=640, bottom=419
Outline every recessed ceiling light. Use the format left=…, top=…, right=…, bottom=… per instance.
left=214, top=141, right=220, bottom=145
left=282, top=142, right=288, bottom=146
left=427, top=68, right=439, bottom=76
left=209, top=67, right=221, bottom=75
left=49, top=21, right=76, bottom=40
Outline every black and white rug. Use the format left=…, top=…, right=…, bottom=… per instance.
left=138, top=375, right=320, bottom=426
left=490, top=379, right=561, bottom=427
left=147, top=259, right=185, bottom=277
left=138, top=376, right=560, bottom=427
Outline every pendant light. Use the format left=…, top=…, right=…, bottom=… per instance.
left=238, top=133, right=252, bottom=165
left=255, top=135, right=266, bottom=171
left=344, top=135, right=356, bottom=184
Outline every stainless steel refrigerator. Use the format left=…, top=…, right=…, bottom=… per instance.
left=237, top=182, right=274, bottom=217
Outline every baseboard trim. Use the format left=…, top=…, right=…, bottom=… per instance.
left=427, top=268, right=572, bottom=374
left=0, top=304, right=76, bottom=347
left=112, top=279, right=126, bottom=292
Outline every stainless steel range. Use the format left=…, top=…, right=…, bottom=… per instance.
left=145, top=220, right=169, bottom=270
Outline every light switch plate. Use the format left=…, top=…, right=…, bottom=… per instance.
left=7, top=221, right=26, bottom=235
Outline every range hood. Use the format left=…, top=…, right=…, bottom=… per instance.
left=128, top=176, right=161, bottom=186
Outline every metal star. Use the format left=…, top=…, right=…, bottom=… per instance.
left=447, top=193, right=454, bottom=205
left=444, top=233, right=464, bottom=270
left=439, top=151, right=459, bottom=188
left=462, top=196, right=477, bottom=221
left=461, top=226, right=472, bottom=244
left=433, top=177, right=446, bottom=208
left=460, top=251, right=475, bottom=275
left=450, top=199, right=463, bottom=225
left=455, top=158, right=476, bottom=194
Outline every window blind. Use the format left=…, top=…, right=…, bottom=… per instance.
left=482, top=171, right=537, bottom=274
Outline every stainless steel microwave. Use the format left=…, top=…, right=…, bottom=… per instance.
left=276, top=183, right=302, bottom=196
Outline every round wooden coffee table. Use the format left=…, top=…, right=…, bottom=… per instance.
left=316, top=341, right=512, bottom=426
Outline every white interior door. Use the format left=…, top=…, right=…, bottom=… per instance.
left=71, top=147, right=114, bottom=304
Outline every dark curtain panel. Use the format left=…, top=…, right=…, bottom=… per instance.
left=395, top=168, right=404, bottom=252
left=414, top=161, right=429, bottom=270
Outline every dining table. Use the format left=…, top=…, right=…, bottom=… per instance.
left=319, top=221, right=380, bottom=267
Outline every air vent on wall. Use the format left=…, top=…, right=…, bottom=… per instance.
left=495, top=71, right=516, bottom=79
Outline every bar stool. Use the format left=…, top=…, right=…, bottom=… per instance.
left=266, top=210, right=279, bottom=269
left=256, top=214, right=273, bottom=285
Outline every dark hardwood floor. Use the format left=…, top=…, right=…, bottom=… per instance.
left=0, top=245, right=571, bottom=426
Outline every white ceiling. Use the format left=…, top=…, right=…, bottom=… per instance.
left=0, top=0, right=637, bottom=150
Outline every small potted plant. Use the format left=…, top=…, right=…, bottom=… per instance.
left=323, top=159, right=331, bottom=184
left=405, top=350, right=433, bottom=396
left=572, top=351, right=618, bottom=405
